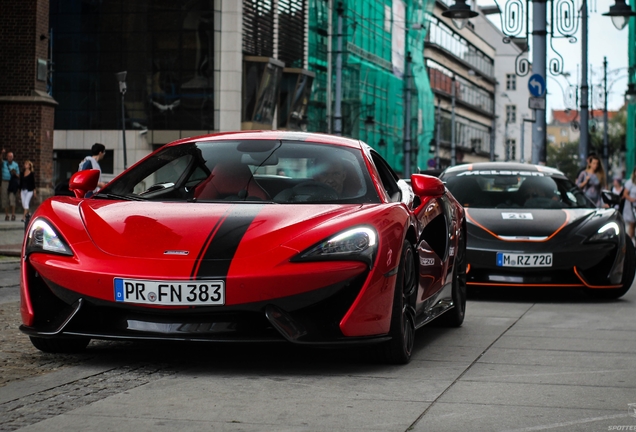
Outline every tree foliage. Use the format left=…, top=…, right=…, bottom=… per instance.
left=589, top=107, right=627, bottom=178
left=547, top=141, right=580, bottom=181
left=547, top=107, right=627, bottom=181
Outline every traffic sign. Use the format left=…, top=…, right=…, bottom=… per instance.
left=528, top=74, right=546, bottom=98
left=528, top=97, right=546, bottom=110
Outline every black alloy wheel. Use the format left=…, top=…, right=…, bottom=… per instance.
left=383, top=240, right=417, bottom=364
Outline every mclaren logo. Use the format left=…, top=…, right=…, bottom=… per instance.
left=458, top=170, right=546, bottom=177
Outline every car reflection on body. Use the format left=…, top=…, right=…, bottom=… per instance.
left=20, top=131, right=466, bottom=364
left=439, top=162, right=635, bottom=299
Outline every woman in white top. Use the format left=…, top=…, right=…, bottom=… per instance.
left=623, top=168, right=636, bottom=241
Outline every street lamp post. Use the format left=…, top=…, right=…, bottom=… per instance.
left=521, top=111, right=536, bottom=164
left=602, top=57, right=610, bottom=172
left=532, top=0, right=547, bottom=165
left=451, top=75, right=457, bottom=166
left=436, top=99, right=441, bottom=169
left=115, top=71, right=128, bottom=170
left=333, top=2, right=344, bottom=136
left=404, top=52, right=413, bottom=176
left=578, top=0, right=590, bottom=168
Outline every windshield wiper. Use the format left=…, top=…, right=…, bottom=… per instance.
left=93, top=192, right=146, bottom=201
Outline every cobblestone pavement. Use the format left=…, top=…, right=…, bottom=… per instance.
left=0, top=259, right=178, bottom=431
left=0, top=259, right=75, bottom=388
left=0, top=258, right=328, bottom=431
left=0, top=364, right=175, bottom=431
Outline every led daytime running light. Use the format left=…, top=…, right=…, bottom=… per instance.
left=597, top=222, right=620, bottom=235
left=589, top=221, right=621, bottom=242
left=324, top=227, right=377, bottom=254
left=295, top=226, right=378, bottom=267
left=27, top=219, right=72, bottom=255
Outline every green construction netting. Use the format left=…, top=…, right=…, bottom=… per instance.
left=627, top=10, right=635, bottom=177
left=307, top=0, right=435, bottom=175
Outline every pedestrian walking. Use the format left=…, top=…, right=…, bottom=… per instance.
left=576, top=154, right=606, bottom=207
left=20, top=160, right=36, bottom=222
left=1, top=148, right=20, bottom=221
left=78, top=143, right=107, bottom=197
left=622, top=168, right=636, bottom=244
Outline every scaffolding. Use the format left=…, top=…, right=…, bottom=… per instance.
left=307, top=0, right=435, bottom=174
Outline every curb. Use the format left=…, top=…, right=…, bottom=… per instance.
left=0, top=245, right=22, bottom=257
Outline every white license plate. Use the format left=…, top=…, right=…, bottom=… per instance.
left=114, top=278, right=225, bottom=305
left=496, top=253, right=552, bottom=267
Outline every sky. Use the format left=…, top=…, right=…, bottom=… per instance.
left=477, top=0, right=631, bottom=116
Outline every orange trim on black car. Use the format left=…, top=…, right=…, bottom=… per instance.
left=465, top=209, right=570, bottom=242
left=467, top=282, right=584, bottom=287
left=573, top=267, right=622, bottom=289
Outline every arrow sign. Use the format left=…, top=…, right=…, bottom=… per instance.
left=528, top=74, right=546, bottom=98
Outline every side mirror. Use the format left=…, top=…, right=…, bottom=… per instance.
left=600, top=189, right=620, bottom=206
left=69, top=169, right=100, bottom=198
left=410, top=174, right=445, bottom=197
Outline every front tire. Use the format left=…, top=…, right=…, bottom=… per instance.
left=587, top=237, right=636, bottom=300
left=29, top=336, right=90, bottom=353
left=382, top=240, right=417, bottom=364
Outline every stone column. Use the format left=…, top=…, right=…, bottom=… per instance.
left=0, top=0, right=57, bottom=201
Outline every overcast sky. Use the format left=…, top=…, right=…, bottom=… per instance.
left=477, top=0, right=630, bottom=114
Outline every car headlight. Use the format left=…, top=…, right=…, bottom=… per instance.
left=26, top=219, right=73, bottom=256
left=589, top=222, right=620, bottom=242
left=292, top=227, right=378, bottom=268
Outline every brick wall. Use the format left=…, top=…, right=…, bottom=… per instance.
left=0, top=0, right=55, bottom=199
left=0, top=104, right=55, bottom=187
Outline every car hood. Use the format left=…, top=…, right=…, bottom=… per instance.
left=79, top=200, right=363, bottom=259
left=465, top=208, right=597, bottom=240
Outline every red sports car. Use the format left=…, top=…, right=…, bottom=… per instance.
left=20, top=131, right=466, bottom=364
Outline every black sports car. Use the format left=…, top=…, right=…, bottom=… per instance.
left=440, top=162, right=635, bottom=299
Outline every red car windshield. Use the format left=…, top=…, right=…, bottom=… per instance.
left=100, top=140, right=380, bottom=204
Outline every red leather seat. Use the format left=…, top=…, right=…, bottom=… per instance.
left=194, top=163, right=270, bottom=200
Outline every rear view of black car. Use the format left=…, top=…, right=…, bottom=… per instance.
left=440, top=162, right=635, bottom=299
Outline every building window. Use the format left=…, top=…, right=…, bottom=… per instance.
left=426, top=60, right=494, bottom=114
left=506, top=74, right=516, bottom=91
left=50, top=0, right=216, bottom=131
left=425, top=17, right=495, bottom=78
left=506, top=139, right=516, bottom=161
left=506, top=105, right=517, bottom=124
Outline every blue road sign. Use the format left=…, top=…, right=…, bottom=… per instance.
left=528, top=74, right=546, bottom=98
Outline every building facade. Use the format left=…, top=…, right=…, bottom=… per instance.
left=2, top=0, right=533, bottom=197
left=547, top=109, right=619, bottom=148
left=0, top=0, right=57, bottom=197
left=40, top=0, right=437, bottom=187
left=424, top=0, right=495, bottom=168
left=307, top=0, right=435, bottom=173
left=472, top=8, right=531, bottom=163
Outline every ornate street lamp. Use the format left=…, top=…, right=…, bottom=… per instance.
left=626, top=83, right=636, bottom=104
left=603, top=0, right=636, bottom=31
left=441, top=0, right=478, bottom=30
left=364, top=115, right=375, bottom=133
